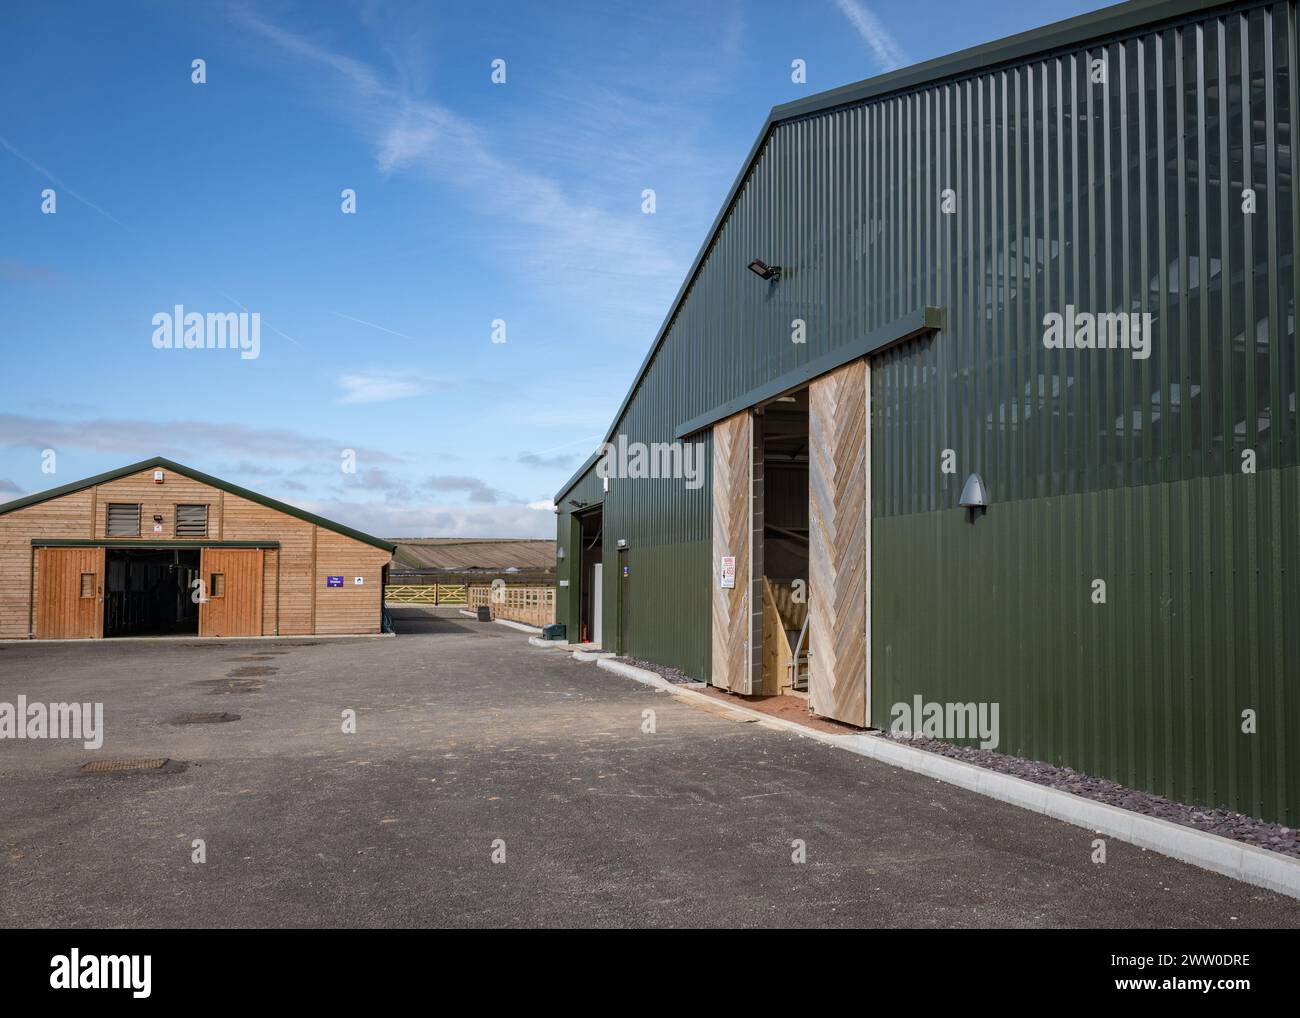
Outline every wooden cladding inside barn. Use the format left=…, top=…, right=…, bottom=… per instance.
left=0, top=465, right=391, bottom=639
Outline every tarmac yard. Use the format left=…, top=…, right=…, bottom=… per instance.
left=1, top=606, right=1297, bottom=928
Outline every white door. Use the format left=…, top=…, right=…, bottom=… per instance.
left=591, top=563, right=603, bottom=647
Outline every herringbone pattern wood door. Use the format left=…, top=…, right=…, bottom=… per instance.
left=809, top=360, right=869, bottom=726
left=711, top=411, right=752, bottom=693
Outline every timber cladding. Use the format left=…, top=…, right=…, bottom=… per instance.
left=0, top=460, right=393, bottom=640
left=313, top=529, right=389, bottom=635
left=0, top=490, right=94, bottom=638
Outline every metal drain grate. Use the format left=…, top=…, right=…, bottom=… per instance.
left=80, top=758, right=169, bottom=773
left=170, top=712, right=240, bottom=725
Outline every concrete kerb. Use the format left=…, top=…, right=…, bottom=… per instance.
left=527, top=637, right=609, bottom=654
left=572, top=649, right=616, bottom=662
left=591, top=656, right=1300, bottom=902
left=495, top=618, right=543, bottom=634
left=455, top=610, right=543, bottom=635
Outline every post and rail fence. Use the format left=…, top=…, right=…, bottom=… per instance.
left=466, top=585, right=555, bottom=628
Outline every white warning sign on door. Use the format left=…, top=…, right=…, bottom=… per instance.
left=720, top=555, right=736, bottom=589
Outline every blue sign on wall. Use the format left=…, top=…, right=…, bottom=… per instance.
left=326, top=576, right=344, bottom=588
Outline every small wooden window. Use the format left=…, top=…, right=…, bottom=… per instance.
left=175, top=504, right=209, bottom=537
left=106, top=503, right=140, bottom=537
left=79, top=573, right=95, bottom=598
left=210, top=573, right=225, bottom=598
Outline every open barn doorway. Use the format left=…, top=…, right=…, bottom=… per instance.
left=710, top=392, right=811, bottom=697
left=758, top=390, right=810, bottom=696
left=576, top=505, right=603, bottom=646
left=104, top=548, right=200, bottom=637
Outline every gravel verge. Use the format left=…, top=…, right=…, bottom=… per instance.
left=613, top=655, right=703, bottom=686
left=884, top=733, right=1300, bottom=860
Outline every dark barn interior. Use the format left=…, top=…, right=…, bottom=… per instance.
left=104, top=548, right=200, bottom=637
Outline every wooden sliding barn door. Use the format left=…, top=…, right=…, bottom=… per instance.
left=36, top=546, right=105, bottom=639
left=199, top=548, right=264, bottom=637
left=808, top=360, right=870, bottom=726
left=711, top=410, right=755, bottom=693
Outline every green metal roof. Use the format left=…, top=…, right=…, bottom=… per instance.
left=0, top=456, right=397, bottom=554
left=554, top=0, right=1241, bottom=502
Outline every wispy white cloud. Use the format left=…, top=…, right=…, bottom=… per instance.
left=337, top=372, right=446, bottom=404
left=834, top=0, right=907, bottom=72
left=229, top=8, right=689, bottom=325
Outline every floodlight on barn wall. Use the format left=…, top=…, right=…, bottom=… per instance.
left=958, top=473, right=988, bottom=521
left=747, top=259, right=781, bottom=281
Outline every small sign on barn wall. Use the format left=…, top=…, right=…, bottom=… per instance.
left=353, top=576, right=364, bottom=585
left=719, top=555, right=736, bottom=589
left=326, top=576, right=344, bottom=588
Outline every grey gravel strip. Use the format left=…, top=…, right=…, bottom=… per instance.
left=612, top=655, right=704, bottom=686
left=884, top=733, right=1300, bottom=861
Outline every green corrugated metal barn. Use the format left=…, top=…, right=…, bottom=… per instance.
left=553, top=0, right=1300, bottom=825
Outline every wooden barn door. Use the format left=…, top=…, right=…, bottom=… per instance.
left=808, top=360, right=870, bottom=726
left=36, top=547, right=105, bottom=639
left=199, top=548, right=264, bottom=637
left=711, top=410, right=755, bottom=693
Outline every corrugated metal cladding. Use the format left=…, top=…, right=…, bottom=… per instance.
left=555, top=0, right=1300, bottom=822
left=870, top=0, right=1300, bottom=824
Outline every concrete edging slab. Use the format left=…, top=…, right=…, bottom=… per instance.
left=455, top=611, right=542, bottom=635
left=495, top=619, right=543, bottom=634
left=592, top=657, right=1300, bottom=901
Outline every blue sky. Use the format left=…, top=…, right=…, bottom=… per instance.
left=0, top=0, right=1105, bottom=538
